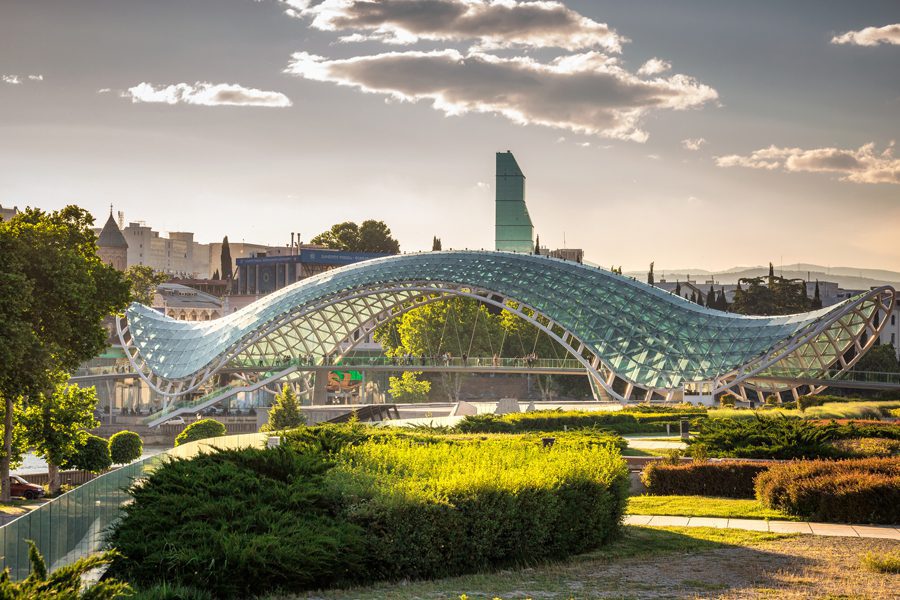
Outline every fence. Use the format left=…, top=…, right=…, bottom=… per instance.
left=0, top=432, right=269, bottom=580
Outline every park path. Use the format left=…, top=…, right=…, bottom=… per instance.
left=625, top=514, right=900, bottom=539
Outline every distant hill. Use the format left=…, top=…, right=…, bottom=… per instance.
left=625, top=263, right=900, bottom=291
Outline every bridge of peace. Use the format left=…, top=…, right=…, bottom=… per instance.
left=92, top=250, right=897, bottom=427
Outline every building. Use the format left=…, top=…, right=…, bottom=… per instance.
left=495, top=151, right=534, bottom=253
left=96, top=210, right=128, bottom=271
left=0, top=204, right=19, bottom=221
left=231, top=247, right=390, bottom=297
left=122, top=222, right=209, bottom=278
left=152, top=283, right=223, bottom=321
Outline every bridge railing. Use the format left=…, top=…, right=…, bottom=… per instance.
left=755, top=368, right=900, bottom=385
left=0, top=432, right=268, bottom=581
left=229, top=355, right=587, bottom=370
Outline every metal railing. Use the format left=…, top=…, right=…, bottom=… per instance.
left=0, top=432, right=268, bottom=581
left=231, top=355, right=587, bottom=370
left=755, top=369, right=900, bottom=386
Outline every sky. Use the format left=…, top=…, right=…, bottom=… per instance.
left=1, top=0, right=898, bottom=272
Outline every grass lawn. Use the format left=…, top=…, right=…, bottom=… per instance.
left=627, top=494, right=801, bottom=521
left=269, top=526, right=792, bottom=600
left=268, top=527, right=900, bottom=599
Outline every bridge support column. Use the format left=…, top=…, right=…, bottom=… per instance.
left=313, top=371, right=328, bottom=405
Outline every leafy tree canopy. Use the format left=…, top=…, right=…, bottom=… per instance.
left=730, top=275, right=813, bottom=316
left=125, top=264, right=168, bottom=306
left=388, top=371, right=431, bottom=402
left=263, top=387, right=306, bottom=432
left=311, top=220, right=400, bottom=254
left=109, top=430, right=143, bottom=465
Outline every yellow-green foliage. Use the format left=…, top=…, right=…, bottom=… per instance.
left=456, top=408, right=705, bottom=434
left=709, top=401, right=900, bottom=421
left=862, top=551, right=900, bottom=574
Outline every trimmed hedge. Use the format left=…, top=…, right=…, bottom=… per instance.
left=456, top=408, right=705, bottom=435
left=108, top=426, right=629, bottom=598
left=109, top=430, right=143, bottom=465
left=174, top=418, right=226, bottom=447
left=755, top=457, right=900, bottom=524
left=641, top=460, right=772, bottom=498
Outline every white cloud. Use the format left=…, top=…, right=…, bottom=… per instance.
left=637, top=57, right=671, bottom=76
left=123, top=82, right=292, bottom=107
left=285, top=49, right=717, bottom=141
left=97, top=88, right=112, bottom=94
left=831, top=23, right=900, bottom=46
left=681, top=137, right=706, bottom=151
left=715, top=142, right=900, bottom=185
left=2, top=75, right=21, bottom=84
left=281, top=0, right=624, bottom=51
left=27, top=74, right=43, bottom=81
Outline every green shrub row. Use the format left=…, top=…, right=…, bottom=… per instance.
left=640, top=460, right=772, bottom=498
left=455, top=408, right=704, bottom=434
left=108, top=425, right=629, bottom=598
left=689, top=416, right=900, bottom=460
left=755, top=457, right=900, bottom=524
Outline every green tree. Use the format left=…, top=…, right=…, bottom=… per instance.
left=66, top=433, right=112, bottom=473
left=0, top=206, right=130, bottom=500
left=534, top=234, right=541, bottom=255
left=811, top=280, right=822, bottom=309
left=263, top=387, right=306, bottom=431
left=388, top=371, right=431, bottom=402
left=674, top=281, right=681, bottom=296
left=125, top=264, right=168, bottom=306
left=109, top=430, right=143, bottom=465
left=175, top=419, right=226, bottom=446
left=854, top=344, right=900, bottom=374
left=732, top=275, right=811, bottom=316
left=358, top=220, right=400, bottom=254
left=220, top=236, right=233, bottom=280
left=647, top=262, right=654, bottom=285
left=311, top=221, right=360, bottom=250
left=706, top=285, right=715, bottom=308
left=431, top=236, right=442, bottom=251
left=20, top=376, right=99, bottom=493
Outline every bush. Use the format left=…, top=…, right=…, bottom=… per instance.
left=828, top=437, right=900, bottom=458
left=755, top=457, right=900, bottom=523
left=641, top=460, right=772, bottom=498
left=109, top=430, right=143, bottom=465
left=455, top=408, right=705, bottom=435
left=130, top=582, right=216, bottom=599
left=64, top=433, right=112, bottom=472
left=174, top=418, right=226, bottom=447
left=862, top=551, right=900, bottom=574
left=689, top=416, right=836, bottom=459
left=108, top=427, right=628, bottom=598
left=0, top=541, right=130, bottom=598
left=262, top=387, right=305, bottom=432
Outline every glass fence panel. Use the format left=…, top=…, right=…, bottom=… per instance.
left=0, top=432, right=267, bottom=580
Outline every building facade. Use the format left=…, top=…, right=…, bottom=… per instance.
left=495, top=151, right=534, bottom=253
left=97, top=211, right=128, bottom=271
left=152, top=283, right=223, bottom=321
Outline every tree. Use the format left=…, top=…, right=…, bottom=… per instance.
left=311, top=221, right=359, bottom=250
left=263, top=386, right=305, bottom=431
left=125, top=265, right=168, bottom=306
left=647, top=262, right=655, bottom=285
left=716, top=288, right=728, bottom=311
left=358, top=220, right=401, bottom=253
left=854, top=344, right=900, bottom=374
left=109, top=430, right=143, bottom=465
left=432, top=236, right=442, bottom=251
left=732, top=275, right=811, bottom=316
left=534, top=234, right=541, bottom=255
left=213, top=268, right=220, bottom=280
left=388, top=371, right=431, bottom=402
left=175, top=418, right=226, bottom=446
left=20, top=375, right=99, bottom=493
left=811, top=280, right=822, bottom=309
left=768, top=262, right=775, bottom=281
left=706, top=285, right=716, bottom=308
left=674, top=281, right=681, bottom=296
left=221, top=236, right=233, bottom=280
left=66, top=434, right=112, bottom=473
left=0, top=206, right=130, bottom=500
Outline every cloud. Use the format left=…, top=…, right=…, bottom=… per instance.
left=831, top=23, right=900, bottom=46
left=715, top=142, right=900, bottom=185
left=281, top=0, right=624, bottom=51
left=637, top=57, right=671, bottom=76
left=27, top=74, right=43, bottom=81
left=681, top=137, right=706, bottom=151
left=2, top=75, right=21, bottom=84
left=97, top=88, right=112, bottom=94
left=123, top=82, right=292, bottom=107
left=285, top=49, right=717, bottom=141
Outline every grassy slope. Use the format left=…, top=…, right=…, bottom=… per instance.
left=627, top=495, right=800, bottom=521
left=268, top=526, right=792, bottom=600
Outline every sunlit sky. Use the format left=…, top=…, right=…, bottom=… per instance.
left=1, top=1, right=898, bottom=271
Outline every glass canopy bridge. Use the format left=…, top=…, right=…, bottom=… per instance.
left=116, top=251, right=896, bottom=416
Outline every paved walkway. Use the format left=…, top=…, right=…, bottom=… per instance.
left=625, top=514, right=900, bottom=540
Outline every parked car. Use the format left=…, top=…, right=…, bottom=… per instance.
left=163, top=416, right=185, bottom=426
left=9, top=475, right=44, bottom=500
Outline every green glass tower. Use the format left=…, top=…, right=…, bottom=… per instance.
left=495, top=151, right=534, bottom=253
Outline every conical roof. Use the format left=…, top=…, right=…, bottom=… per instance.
left=98, top=212, right=128, bottom=249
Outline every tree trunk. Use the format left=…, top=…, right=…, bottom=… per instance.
left=1, top=395, right=12, bottom=501
left=47, top=461, right=60, bottom=496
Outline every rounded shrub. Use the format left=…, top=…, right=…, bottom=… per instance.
left=174, top=418, right=226, bottom=447
left=641, top=460, right=772, bottom=498
left=109, top=430, right=143, bottom=464
left=65, top=434, right=112, bottom=473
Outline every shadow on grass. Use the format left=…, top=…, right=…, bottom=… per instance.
left=263, top=525, right=805, bottom=600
